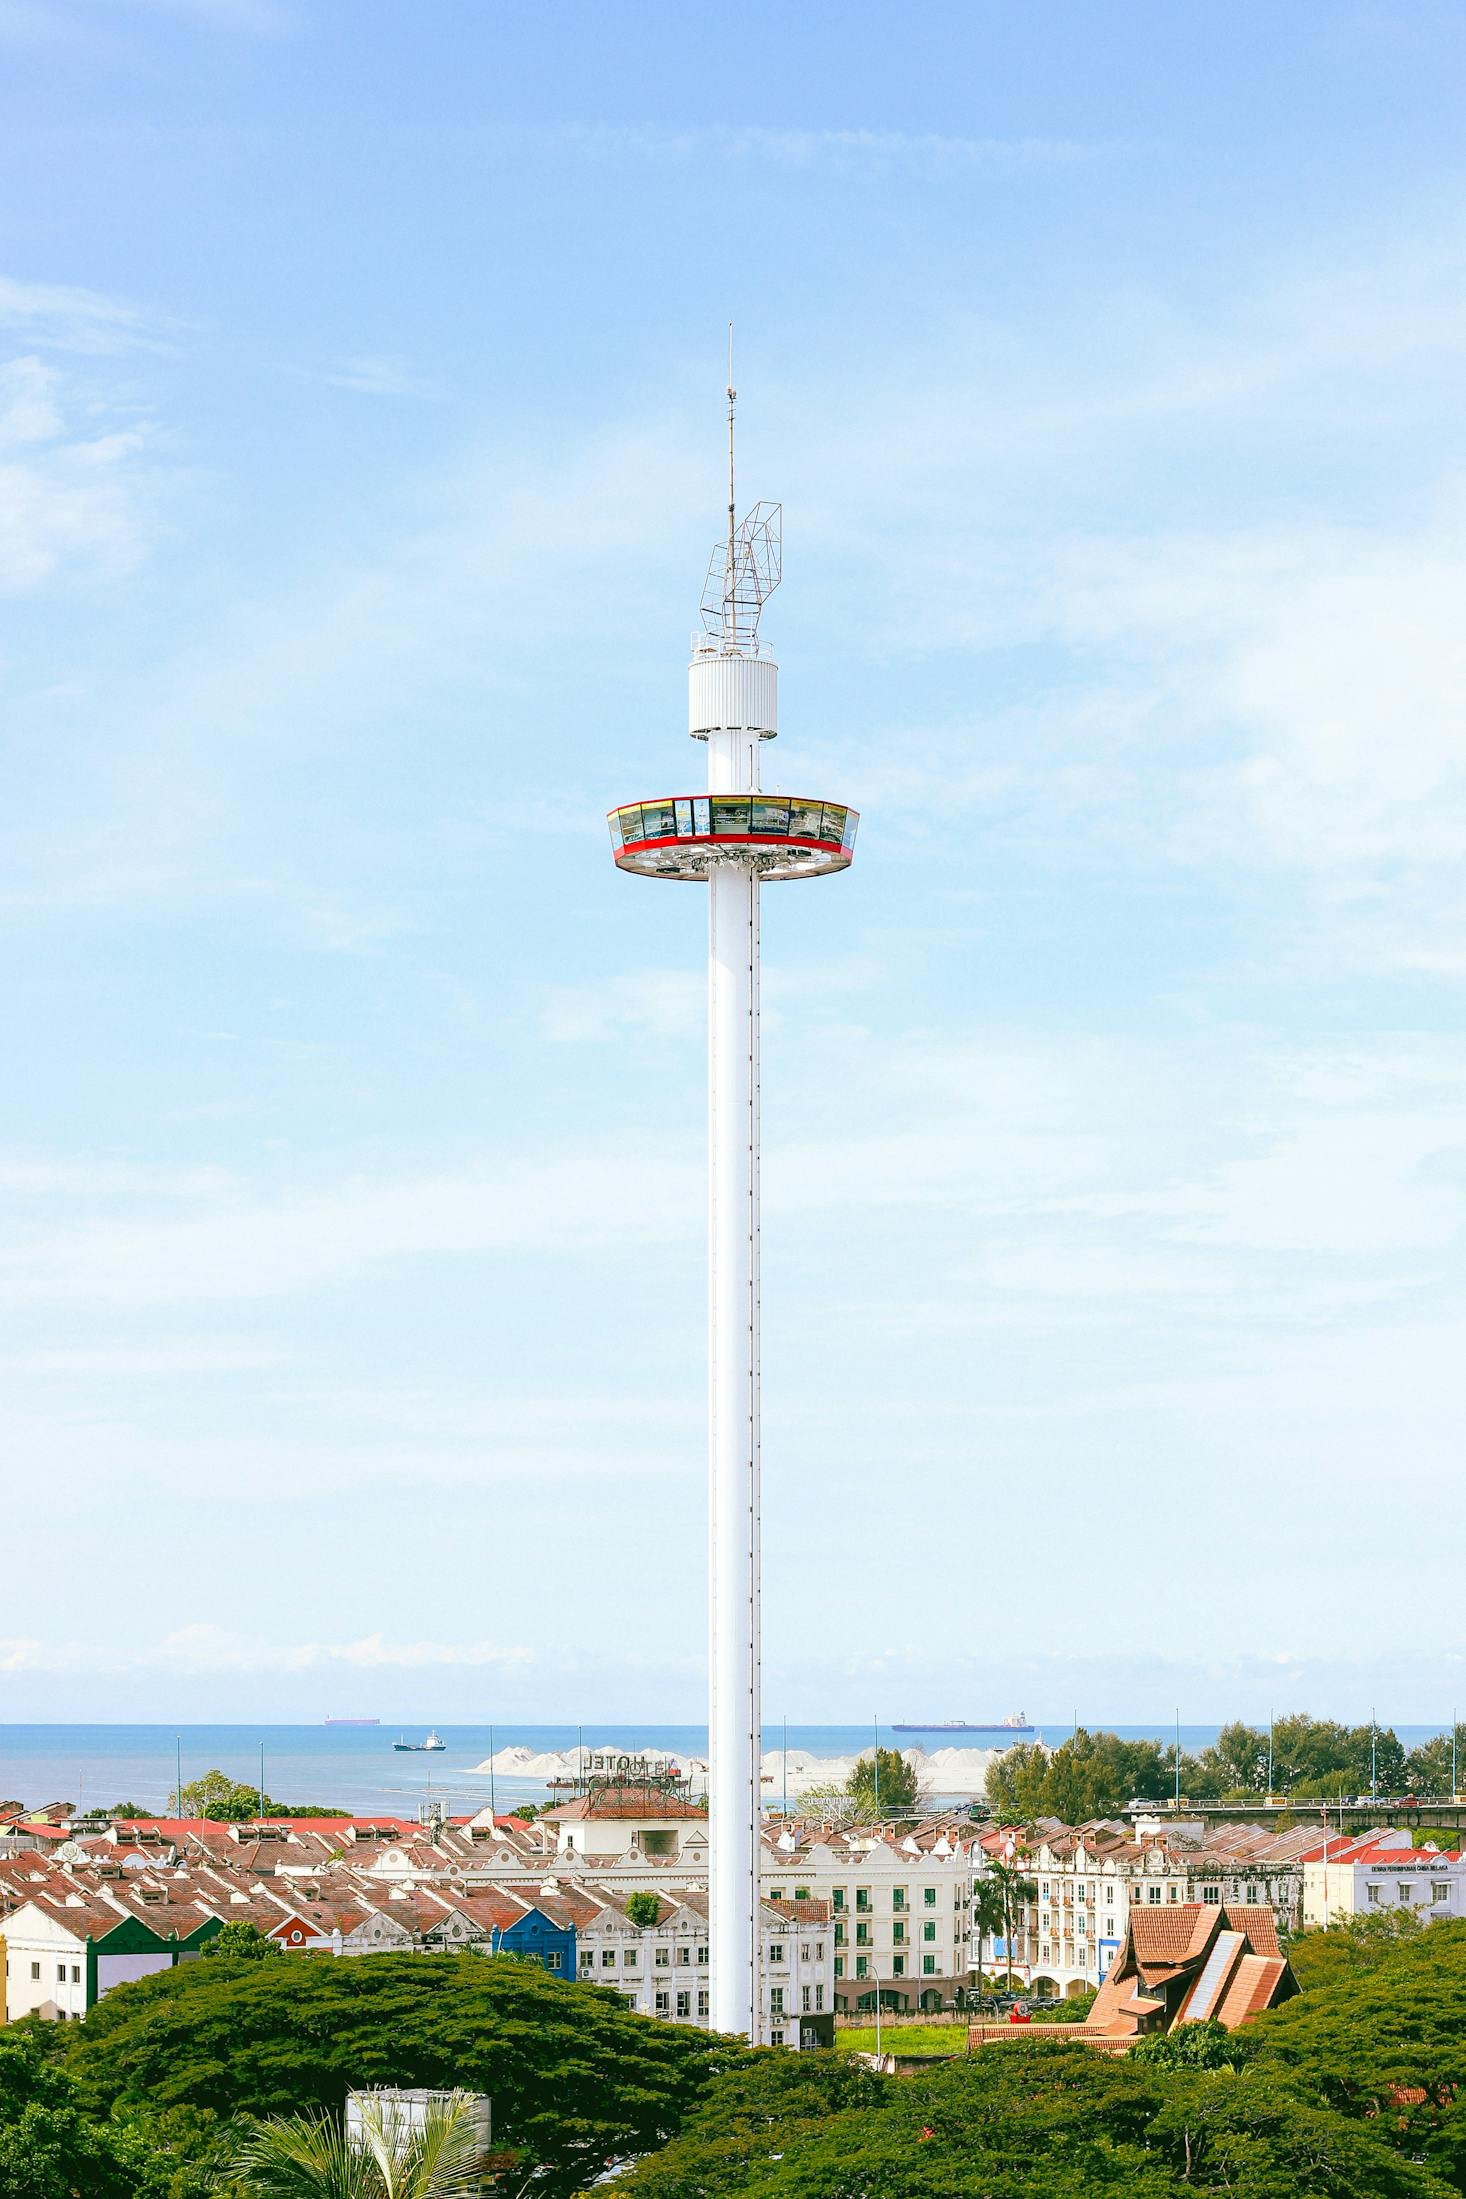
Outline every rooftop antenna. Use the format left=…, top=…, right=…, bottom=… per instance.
left=700, top=332, right=781, bottom=653
left=726, top=323, right=736, bottom=648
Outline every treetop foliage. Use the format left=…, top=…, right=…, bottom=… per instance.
left=847, top=1748, right=921, bottom=1819
left=985, top=1714, right=1462, bottom=1820
left=615, top=2039, right=1454, bottom=2198
left=64, top=1950, right=741, bottom=2197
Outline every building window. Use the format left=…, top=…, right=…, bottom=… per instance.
left=698, top=1990, right=709, bottom=2016
left=655, top=1946, right=670, bottom=1966
left=892, top=1956, right=905, bottom=1977
left=892, top=1922, right=905, bottom=1945
left=1433, top=1883, right=1450, bottom=1903
left=769, top=1888, right=784, bottom=1901
left=1147, top=1887, right=1161, bottom=1904
left=832, top=1888, right=846, bottom=1911
left=1367, top=1884, right=1382, bottom=1904
left=795, top=1886, right=810, bottom=1900
left=834, top=1922, right=846, bottom=1945
left=855, top=1956, right=868, bottom=1979
left=922, top=1922, right=936, bottom=1942
left=892, top=1887, right=906, bottom=1910
left=1202, top=1888, right=1220, bottom=1905
left=677, top=1946, right=691, bottom=1964
left=856, top=1923, right=870, bottom=1946
left=30, top=1963, right=40, bottom=1981
left=579, top=1955, right=594, bottom=1974
left=655, top=1991, right=669, bottom=2013
left=802, top=1985, right=811, bottom=2011
left=1041, top=1881, right=1050, bottom=1898
left=856, top=1888, right=870, bottom=1911
left=696, top=1945, right=709, bottom=1963
left=1168, top=1885, right=1180, bottom=1903
left=1398, top=1885, right=1414, bottom=1904
left=676, top=1991, right=690, bottom=2018
left=800, top=1941, right=811, bottom=1961
left=56, top=1964, right=66, bottom=1982
left=922, top=1955, right=936, bottom=1975
left=601, top=1950, right=616, bottom=1967
left=834, top=1957, right=844, bottom=1978
left=769, top=1943, right=785, bottom=1963
left=770, top=1987, right=784, bottom=2015
left=815, top=1941, right=824, bottom=1959
left=1105, top=1885, right=1114, bottom=1905
left=624, top=1950, right=638, bottom=1968
left=770, top=2029, right=784, bottom=2047
left=923, top=1888, right=937, bottom=1907
left=546, top=1951, right=562, bottom=1972
left=815, top=1984, right=824, bottom=2011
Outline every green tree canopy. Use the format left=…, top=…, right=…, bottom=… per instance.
left=0, top=2032, right=140, bottom=2199
left=847, top=1749, right=921, bottom=1819
left=1245, top=1915, right=1466, bottom=2190
left=65, top=1951, right=742, bottom=2198
left=204, top=1922, right=282, bottom=1963
left=985, top=1730, right=1175, bottom=1821
left=615, top=2042, right=1451, bottom=2198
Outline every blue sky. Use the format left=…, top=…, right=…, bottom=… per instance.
left=3, top=0, right=1466, bottom=1724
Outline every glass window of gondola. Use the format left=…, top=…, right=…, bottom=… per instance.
left=640, top=800, right=676, bottom=841
left=693, top=795, right=711, bottom=836
left=841, top=809, right=858, bottom=852
left=608, top=810, right=627, bottom=849
left=817, top=804, right=846, bottom=845
left=751, top=798, right=790, bottom=837
left=615, top=806, right=642, bottom=845
left=787, top=799, right=823, bottom=841
left=675, top=798, right=694, bottom=837
left=710, top=796, right=752, bottom=836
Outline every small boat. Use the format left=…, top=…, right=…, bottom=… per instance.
left=393, top=1731, right=446, bottom=1752
left=325, top=1717, right=380, bottom=1726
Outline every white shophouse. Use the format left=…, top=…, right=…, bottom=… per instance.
left=1301, top=1833, right=1466, bottom=1927
left=570, top=1885, right=833, bottom=2049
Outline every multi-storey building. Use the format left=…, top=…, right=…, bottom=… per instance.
left=759, top=1816, right=976, bottom=2013
left=567, top=1884, right=833, bottom=2049
left=1300, top=1832, right=1466, bottom=1926
left=980, top=1818, right=1318, bottom=1998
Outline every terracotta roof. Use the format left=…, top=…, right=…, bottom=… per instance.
left=1215, top=1953, right=1289, bottom=2027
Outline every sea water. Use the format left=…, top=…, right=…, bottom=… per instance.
left=0, top=1722, right=1455, bottom=1816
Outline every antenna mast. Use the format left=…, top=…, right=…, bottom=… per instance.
left=725, top=325, right=736, bottom=647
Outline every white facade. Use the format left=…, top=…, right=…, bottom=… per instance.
left=1, top=1906, right=92, bottom=2021
left=573, top=1893, right=831, bottom=2050
left=1302, top=1837, right=1466, bottom=1927
left=995, top=1829, right=1306, bottom=1998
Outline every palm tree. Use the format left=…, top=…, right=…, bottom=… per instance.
left=970, top=1878, right=1007, bottom=2002
left=224, top=2091, right=492, bottom=2199
left=987, top=1858, right=1038, bottom=1993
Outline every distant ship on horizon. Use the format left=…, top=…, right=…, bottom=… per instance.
left=891, top=1714, right=1033, bottom=1734
left=324, top=1717, right=380, bottom=1726
left=393, top=1731, right=446, bottom=1752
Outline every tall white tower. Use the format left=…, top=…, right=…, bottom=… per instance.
left=608, top=372, right=857, bottom=2040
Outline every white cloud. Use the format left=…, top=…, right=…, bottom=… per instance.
left=541, top=122, right=1095, bottom=172
left=0, top=354, right=148, bottom=589
left=0, top=275, right=165, bottom=354
left=0, top=1628, right=530, bottom=1676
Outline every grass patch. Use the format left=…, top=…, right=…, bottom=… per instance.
left=834, top=2024, right=964, bottom=2057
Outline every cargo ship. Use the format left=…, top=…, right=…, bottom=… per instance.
left=393, top=1731, right=446, bottom=1752
left=890, top=1714, right=1033, bottom=1733
left=324, top=1717, right=380, bottom=1726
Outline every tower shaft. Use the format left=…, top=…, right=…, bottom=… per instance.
left=707, top=714, right=761, bottom=2042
